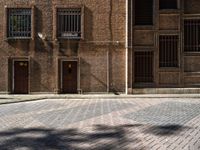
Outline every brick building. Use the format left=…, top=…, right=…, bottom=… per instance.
left=0, top=0, right=126, bottom=94
left=128, top=0, right=200, bottom=94
left=0, top=0, right=200, bottom=94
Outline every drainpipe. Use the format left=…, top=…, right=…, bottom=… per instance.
left=125, top=0, right=128, bottom=94
left=107, top=49, right=109, bottom=93
left=107, top=0, right=113, bottom=93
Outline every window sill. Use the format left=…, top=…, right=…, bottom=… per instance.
left=159, top=9, right=180, bottom=14
left=133, top=25, right=154, bottom=30
left=184, top=52, right=200, bottom=56
left=133, top=82, right=155, bottom=88
left=6, top=37, right=32, bottom=40
left=58, top=37, right=82, bottom=40
left=159, top=67, right=180, bottom=72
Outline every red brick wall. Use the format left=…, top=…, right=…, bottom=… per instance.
left=0, top=0, right=126, bottom=93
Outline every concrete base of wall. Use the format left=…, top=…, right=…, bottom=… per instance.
left=0, top=92, right=9, bottom=94
left=1, top=89, right=200, bottom=95
left=132, top=88, right=200, bottom=94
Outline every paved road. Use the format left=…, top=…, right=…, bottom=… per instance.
left=0, top=97, right=200, bottom=150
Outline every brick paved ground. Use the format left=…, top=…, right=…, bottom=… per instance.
left=0, top=97, right=200, bottom=150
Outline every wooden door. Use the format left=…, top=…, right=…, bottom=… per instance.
left=61, top=61, right=77, bottom=93
left=13, top=60, right=29, bottom=94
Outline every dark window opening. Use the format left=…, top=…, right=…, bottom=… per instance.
left=135, top=51, right=153, bottom=83
left=57, top=8, right=81, bottom=39
left=7, top=8, right=32, bottom=38
left=135, top=0, right=153, bottom=25
left=184, top=19, right=200, bottom=52
left=159, top=35, right=178, bottom=67
left=159, top=0, right=177, bottom=9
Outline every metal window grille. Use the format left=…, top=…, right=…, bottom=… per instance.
left=159, top=0, right=177, bottom=9
left=7, top=8, right=32, bottom=38
left=184, top=19, right=200, bottom=52
left=159, top=35, right=178, bottom=67
left=57, top=8, right=81, bottom=39
left=135, top=0, right=153, bottom=25
left=135, top=51, right=153, bottom=83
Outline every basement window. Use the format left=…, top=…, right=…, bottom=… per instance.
left=159, top=35, right=178, bottom=67
left=184, top=19, right=200, bottom=52
left=7, top=8, right=32, bottom=39
left=57, top=8, right=82, bottom=39
left=159, top=0, right=177, bottom=9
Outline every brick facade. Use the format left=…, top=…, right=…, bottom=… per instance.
left=0, top=0, right=200, bottom=94
left=0, top=0, right=126, bottom=94
left=128, top=0, right=200, bottom=93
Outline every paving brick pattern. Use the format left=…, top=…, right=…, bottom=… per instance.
left=125, top=101, right=200, bottom=125
left=0, top=97, right=200, bottom=150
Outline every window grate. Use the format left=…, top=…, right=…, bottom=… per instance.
left=159, top=35, right=178, bottom=67
left=159, top=0, right=177, bottom=9
left=57, top=8, right=81, bottom=39
left=7, top=8, right=32, bottom=38
left=184, top=19, right=200, bottom=52
left=135, top=51, right=153, bottom=83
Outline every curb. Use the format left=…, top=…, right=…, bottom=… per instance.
left=0, top=94, right=200, bottom=105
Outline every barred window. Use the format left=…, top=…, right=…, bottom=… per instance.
left=57, top=8, right=82, bottom=39
left=159, top=0, right=177, bottom=9
left=7, top=8, right=32, bottom=38
left=184, top=19, right=200, bottom=52
left=159, top=35, right=178, bottom=67
left=135, top=51, right=153, bottom=83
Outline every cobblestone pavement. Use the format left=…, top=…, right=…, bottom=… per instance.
left=0, top=97, right=200, bottom=150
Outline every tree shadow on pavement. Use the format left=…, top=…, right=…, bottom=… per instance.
left=144, top=124, right=191, bottom=136
left=0, top=124, right=144, bottom=150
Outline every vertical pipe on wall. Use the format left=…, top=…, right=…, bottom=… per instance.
left=107, top=49, right=109, bottom=93
left=125, top=0, right=128, bottom=94
left=107, top=0, right=113, bottom=93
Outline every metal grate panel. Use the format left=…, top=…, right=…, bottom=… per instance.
left=184, top=19, right=200, bottom=52
left=57, top=8, right=81, bottom=39
left=7, top=8, right=32, bottom=38
left=135, top=51, right=153, bottom=83
left=159, top=35, right=178, bottom=67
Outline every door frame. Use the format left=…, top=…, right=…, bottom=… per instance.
left=11, top=57, right=30, bottom=94
left=58, top=57, right=80, bottom=94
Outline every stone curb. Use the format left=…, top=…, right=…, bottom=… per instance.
left=0, top=94, right=200, bottom=105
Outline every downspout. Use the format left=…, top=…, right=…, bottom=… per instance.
left=107, top=48, right=109, bottom=93
left=125, top=0, right=128, bottom=94
left=107, top=0, right=113, bottom=93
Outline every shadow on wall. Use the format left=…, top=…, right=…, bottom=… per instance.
left=80, top=58, right=91, bottom=92
left=0, top=124, right=144, bottom=150
left=6, top=7, right=53, bottom=54
left=59, top=6, right=93, bottom=57
left=30, top=59, right=41, bottom=92
left=8, top=40, right=30, bottom=55
left=34, top=7, right=53, bottom=53
left=84, top=7, right=93, bottom=42
left=30, top=58, right=52, bottom=92
left=34, top=7, right=46, bottom=53
left=59, top=40, right=79, bottom=56
left=81, top=58, right=119, bottom=94
left=80, top=48, right=121, bottom=95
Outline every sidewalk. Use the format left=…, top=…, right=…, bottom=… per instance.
left=0, top=93, right=200, bottom=105
left=0, top=96, right=200, bottom=149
